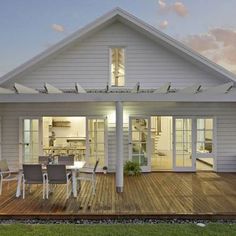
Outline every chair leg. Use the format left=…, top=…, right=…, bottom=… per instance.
left=92, top=181, right=95, bottom=195
left=66, top=182, right=69, bottom=199
left=43, top=183, right=45, bottom=200
left=22, top=181, right=25, bottom=199
left=92, top=176, right=96, bottom=195
left=0, top=179, right=2, bottom=195
left=46, top=182, right=49, bottom=199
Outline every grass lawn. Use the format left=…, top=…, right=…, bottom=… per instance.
left=0, top=223, right=235, bottom=236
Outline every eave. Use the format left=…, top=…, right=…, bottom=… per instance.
left=1, top=93, right=236, bottom=103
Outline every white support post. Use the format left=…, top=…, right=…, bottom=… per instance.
left=115, top=101, right=124, bottom=193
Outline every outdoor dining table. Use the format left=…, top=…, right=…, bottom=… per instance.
left=16, top=161, right=86, bottom=198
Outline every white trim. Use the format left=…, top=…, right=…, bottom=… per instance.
left=195, top=117, right=216, bottom=159
left=131, top=82, right=140, bottom=93
left=129, top=116, right=151, bottom=172
left=75, top=83, right=86, bottom=93
left=204, top=82, right=234, bottom=94
left=1, top=8, right=235, bottom=85
left=19, top=117, right=42, bottom=166
left=178, top=84, right=201, bottom=94
left=86, top=116, right=108, bottom=171
left=153, top=83, right=171, bottom=94
left=109, top=47, right=126, bottom=88
left=44, top=83, right=63, bottom=94
left=19, top=117, right=23, bottom=167
left=173, top=116, right=196, bottom=172
left=213, top=117, right=218, bottom=172
left=14, top=83, right=39, bottom=94
left=0, top=87, right=14, bottom=94
left=2, top=92, right=236, bottom=103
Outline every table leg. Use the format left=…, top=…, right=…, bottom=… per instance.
left=16, top=171, right=22, bottom=198
left=72, top=170, right=77, bottom=198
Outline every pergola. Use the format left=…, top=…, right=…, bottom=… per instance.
left=0, top=81, right=236, bottom=192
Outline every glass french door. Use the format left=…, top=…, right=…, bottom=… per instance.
left=173, top=117, right=196, bottom=171
left=19, top=118, right=42, bottom=164
left=129, top=117, right=151, bottom=172
left=86, top=117, right=107, bottom=170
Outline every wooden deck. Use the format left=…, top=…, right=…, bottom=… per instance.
left=0, top=172, right=236, bottom=219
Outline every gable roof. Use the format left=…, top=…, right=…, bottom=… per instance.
left=1, top=7, right=236, bottom=85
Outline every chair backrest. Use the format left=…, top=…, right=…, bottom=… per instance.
left=0, top=160, right=10, bottom=178
left=47, top=165, right=67, bottom=184
left=58, top=155, right=74, bottom=166
left=93, top=160, right=99, bottom=173
left=23, top=164, right=43, bottom=183
left=38, top=156, right=49, bottom=165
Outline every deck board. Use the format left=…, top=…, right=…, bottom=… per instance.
left=0, top=172, right=236, bottom=217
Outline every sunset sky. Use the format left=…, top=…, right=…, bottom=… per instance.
left=1, top=0, right=236, bottom=76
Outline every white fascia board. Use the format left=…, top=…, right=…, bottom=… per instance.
left=44, top=83, right=63, bottom=94
left=0, top=87, right=15, bottom=94
left=14, top=83, right=39, bottom=94
left=1, top=92, right=236, bottom=103
left=153, top=82, right=171, bottom=94
left=178, top=84, right=202, bottom=94
left=204, top=82, right=234, bottom=94
left=75, top=83, right=86, bottom=93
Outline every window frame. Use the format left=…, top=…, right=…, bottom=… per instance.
left=109, top=46, right=126, bottom=87
left=196, top=117, right=215, bottom=158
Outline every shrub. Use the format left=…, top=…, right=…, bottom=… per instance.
left=124, top=161, right=141, bottom=176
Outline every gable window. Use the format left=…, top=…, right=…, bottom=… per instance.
left=110, top=48, right=125, bottom=87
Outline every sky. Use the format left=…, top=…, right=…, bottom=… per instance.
left=1, top=0, right=236, bottom=77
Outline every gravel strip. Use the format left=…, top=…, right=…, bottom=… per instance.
left=0, top=218, right=235, bottom=225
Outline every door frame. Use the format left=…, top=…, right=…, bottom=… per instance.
left=129, top=116, right=151, bottom=172
left=173, top=116, right=196, bottom=172
left=195, top=116, right=217, bottom=172
left=19, top=117, right=43, bottom=166
left=86, top=116, right=108, bottom=170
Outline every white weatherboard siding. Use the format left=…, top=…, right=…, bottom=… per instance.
left=0, top=102, right=236, bottom=172
left=1, top=23, right=229, bottom=90
left=0, top=103, right=114, bottom=169
left=124, top=102, right=236, bottom=172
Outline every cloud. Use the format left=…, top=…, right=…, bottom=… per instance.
left=158, top=1, right=188, bottom=17
left=159, top=20, right=169, bottom=29
left=210, top=28, right=236, bottom=47
left=172, top=2, right=188, bottom=17
left=158, top=0, right=167, bottom=10
left=183, top=34, right=218, bottom=53
left=51, top=24, right=65, bottom=32
left=183, top=28, right=236, bottom=74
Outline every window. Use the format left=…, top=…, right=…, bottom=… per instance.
left=196, top=118, right=213, bottom=154
left=110, top=48, right=125, bottom=87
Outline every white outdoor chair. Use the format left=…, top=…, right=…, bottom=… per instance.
left=0, top=160, right=19, bottom=195
left=46, top=164, right=72, bottom=199
left=77, top=160, right=99, bottom=195
left=22, top=164, right=47, bottom=199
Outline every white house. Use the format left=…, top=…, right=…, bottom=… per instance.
left=0, top=8, right=236, bottom=192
